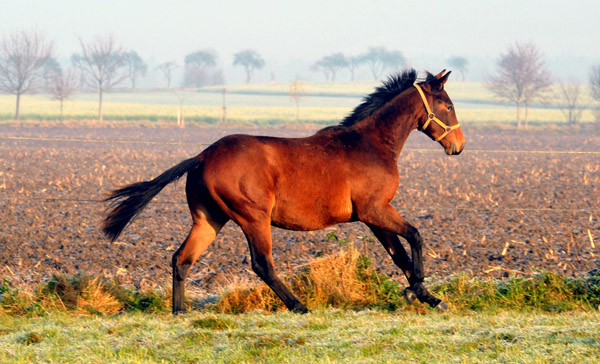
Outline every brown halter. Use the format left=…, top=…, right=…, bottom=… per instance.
left=413, top=83, right=461, bottom=141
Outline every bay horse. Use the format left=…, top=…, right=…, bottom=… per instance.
left=102, top=69, right=465, bottom=314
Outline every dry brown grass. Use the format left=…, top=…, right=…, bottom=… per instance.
left=214, top=245, right=402, bottom=313
left=292, top=246, right=376, bottom=309
left=214, top=277, right=283, bottom=314
left=0, top=274, right=169, bottom=316
left=74, top=277, right=124, bottom=314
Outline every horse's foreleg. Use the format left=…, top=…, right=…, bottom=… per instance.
left=368, top=225, right=415, bottom=280
left=362, top=206, right=446, bottom=310
left=172, top=217, right=223, bottom=314
left=243, top=224, right=308, bottom=313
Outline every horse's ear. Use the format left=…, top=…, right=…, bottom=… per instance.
left=433, top=69, right=447, bottom=79
left=429, top=70, right=451, bottom=91
left=423, top=70, right=452, bottom=92
left=439, top=71, right=451, bottom=87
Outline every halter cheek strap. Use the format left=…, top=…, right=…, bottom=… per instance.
left=413, top=83, right=461, bottom=142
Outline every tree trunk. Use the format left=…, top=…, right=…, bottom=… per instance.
left=369, top=65, right=376, bottom=80
left=221, top=87, right=227, bottom=123
left=15, top=93, right=21, bottom=121
left=98, top=87, right=103, bottom=124
left=60, top=99, right=64, bottom=122
left=245, top=67, right=252, bottom=83
left=524, top=101, right=529, bottom=129
left=178, top=103, right=185, bottom=128
left=516, top=101, right=521, bottom=128
left=568, top=109, right=573, bottom=125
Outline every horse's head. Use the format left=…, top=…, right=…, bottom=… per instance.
left=414, top=70, right=465, bottom=155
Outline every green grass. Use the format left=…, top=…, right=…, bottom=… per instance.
left=434, top=271, right=600, bottom=313
left=1, top=247, right=600, bottom=362
left=0, top=310, right=598, bottom=363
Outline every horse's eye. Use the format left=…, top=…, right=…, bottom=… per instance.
left=447, top=105, right=453, bottom=111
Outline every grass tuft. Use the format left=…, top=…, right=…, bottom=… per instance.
left=0, top=274, right=170, bottom=316
left=19, top=332, right=43, bottom=345
left=433, top=269, right=600, bottom=312
left=214, top=244, right=405, bottom=313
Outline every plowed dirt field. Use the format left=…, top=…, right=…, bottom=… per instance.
left=1, top=125, right=598, bottom=293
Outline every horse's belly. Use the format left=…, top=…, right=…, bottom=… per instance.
left=270, top=193, right=353, bottom=231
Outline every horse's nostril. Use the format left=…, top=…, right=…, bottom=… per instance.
left=455, top=143, right=464, bottom=155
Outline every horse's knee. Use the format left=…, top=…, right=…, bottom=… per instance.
left=406, top=227, right=422, bottom=248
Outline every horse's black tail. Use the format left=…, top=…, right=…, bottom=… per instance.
left=101, top=157, right=202, bottom=242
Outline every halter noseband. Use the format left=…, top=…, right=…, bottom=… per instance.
left=413, top=83, right=461, bottom=142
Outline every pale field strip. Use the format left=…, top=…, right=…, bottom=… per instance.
left=0, top=81, right=597, bottom=124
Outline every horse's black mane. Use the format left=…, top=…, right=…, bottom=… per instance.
left=320, top=69, right=444, bottom=131
left=340, top=69, right=417, bottom=127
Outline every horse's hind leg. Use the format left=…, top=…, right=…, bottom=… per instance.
left=172, top=212, right=225, bottom=314
left=243, top=223, right=308, bottom=313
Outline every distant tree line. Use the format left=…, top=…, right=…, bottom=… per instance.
left=1, top=29, right=600, bottom=127
left=311, top=47, right=406, bottom=82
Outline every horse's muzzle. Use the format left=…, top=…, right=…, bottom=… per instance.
left=446, top=142, right=464, bottom=155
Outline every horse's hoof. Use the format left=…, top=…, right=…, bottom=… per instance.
left=292, top=304, right=309, bottom=314
left=404, top=287, right=417, bottom=305
left=288, top=301, right=309, bottom=314
left=434, top=301, right=448, bottom=312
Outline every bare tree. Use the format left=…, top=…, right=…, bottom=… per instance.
left=72, top=34, right=127, bottom=123
left=156, top=61, right=177, bottom=88
left=171, top=89, right=190, bottom=128
left=47, top=67, right=78, bottom=122
left=233, top=49, right=265, bottom=83
left=289, top=80, right=306, bottom=122
left=123, top=50, right=147, bottom=90
left=360, top=47, right=405, bottom=80
left=42, top=57, right=62, bottom=90
left=312, top=53, right=347, bottom=82
left=487, top=42, right=552, bottom=128
left=446, top=56, right=468, bottom=81
left=183, top=49, right=217, bottom=87
left=590, top=65, right=600, bottom=122
left=0, top=29, right=53, bottom=120
left=346, top=56, right=361, bottom=82
left=554, top=79, right=585, bottom=126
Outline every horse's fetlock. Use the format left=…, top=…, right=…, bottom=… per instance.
left=408, top=275, right=424, bottom=286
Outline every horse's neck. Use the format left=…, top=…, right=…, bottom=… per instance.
left=358, top=94, right=420, bottom=160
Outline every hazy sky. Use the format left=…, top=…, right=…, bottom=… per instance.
left=1, top=0, right=598, bottom=83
